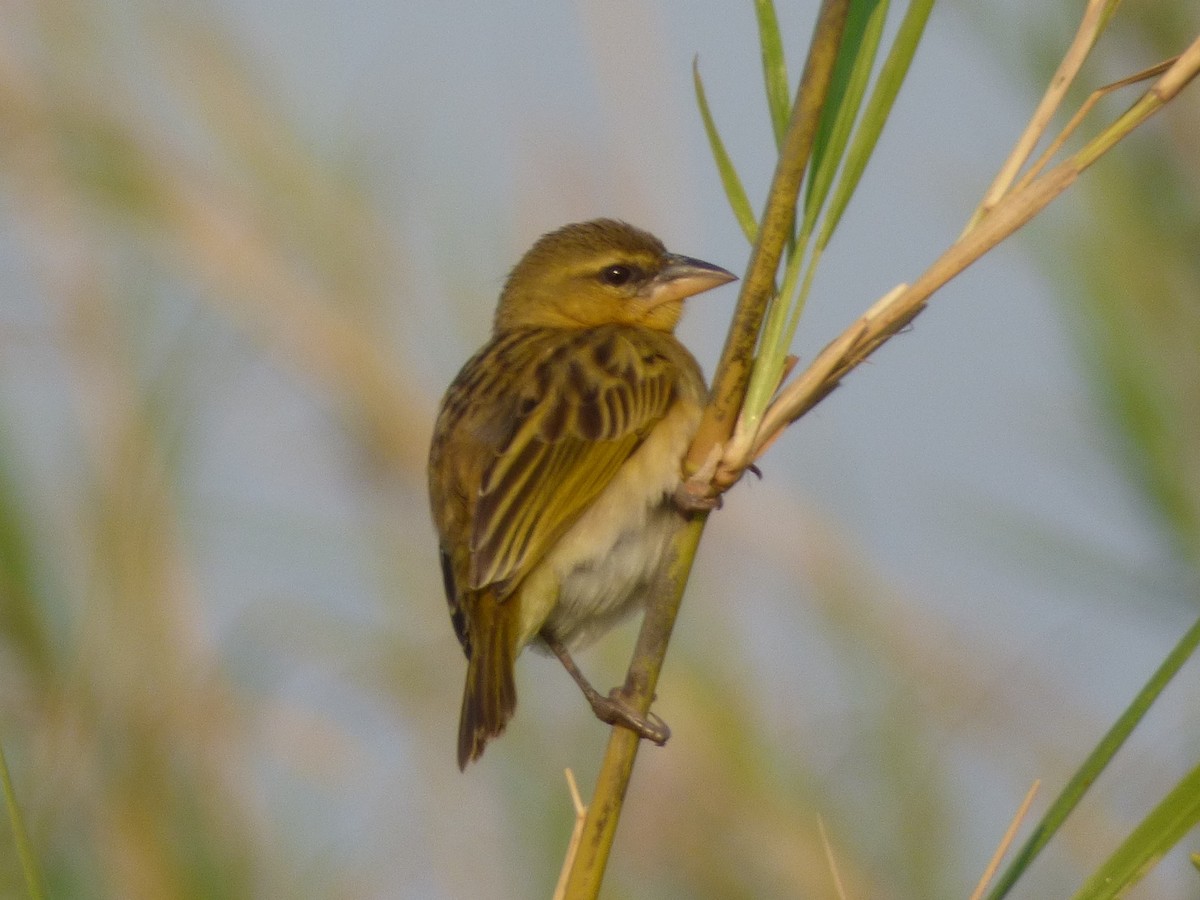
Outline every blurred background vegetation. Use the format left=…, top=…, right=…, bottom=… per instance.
left=0, top=1, right=1197, bottom=898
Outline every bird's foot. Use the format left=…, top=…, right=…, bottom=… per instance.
left=543, top=632, right=671, bottom=745
left=673, top=480, right=722, bottom=513
left=585, top=687, right=671, bottom=745
left=674, top=442, right=723, bottom=513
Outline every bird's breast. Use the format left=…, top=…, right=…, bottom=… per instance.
left=517, top=395, right=702, bottom=650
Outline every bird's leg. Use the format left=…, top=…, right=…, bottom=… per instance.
left=541, top=632, right=671, bottom=745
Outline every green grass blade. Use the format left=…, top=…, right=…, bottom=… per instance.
left=760, top=0, right=890, bottom=426
left=986, top=615, right=1200, bottom=899
left=817, top=0, right=935, bottom=248
left=741, top=243, right=805, bottom=427
left=754, top=0, right=791, bottom=149
left=1069, top=761, right=1200, bottom=900
left=1, top=741, right=46, bottom=900
left=803, top=0, right=890, bottom=242
left=694, top=58, right=758, bottom=244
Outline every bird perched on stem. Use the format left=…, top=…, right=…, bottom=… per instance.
left=428, top=219, right=735, bottom=768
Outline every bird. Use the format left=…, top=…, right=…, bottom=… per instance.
left=427, top=219, right=735, bottom=769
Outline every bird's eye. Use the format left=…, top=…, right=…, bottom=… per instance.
left=599, top=264, right=637, bottom=287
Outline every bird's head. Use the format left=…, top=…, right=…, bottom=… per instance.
left=494, top=219, right=736, bottom=333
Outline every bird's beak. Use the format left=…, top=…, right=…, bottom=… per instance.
left=644, top=254, right=737, bottom=307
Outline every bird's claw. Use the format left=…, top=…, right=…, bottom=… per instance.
left=588, top=689, right=671, bottom=745
left=673, top=479, right=722, bottom=513
left=674, top=442, right=724, bottom=513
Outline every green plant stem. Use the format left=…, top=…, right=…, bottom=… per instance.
left=687, top=0, right=854, bottom=474
left=0, top=741, right=46, bottom=900
left=561, top=4, right=854, bottom=897
left=986, top=615, right=1200, bottom=899
left=559, top=515, right=707, bottom=899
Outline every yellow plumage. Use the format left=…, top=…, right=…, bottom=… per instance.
left=428, top=219, right=734, bottom=768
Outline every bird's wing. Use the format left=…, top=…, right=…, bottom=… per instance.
left=467, top=327, right=682, bottom=595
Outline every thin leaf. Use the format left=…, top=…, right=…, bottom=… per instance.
left=818, top=0, right=936, bottom=247
left=751, top=0, right=890, bottom=429
left=754, top=0, right=792, bottom=149
left=694, top=58, right=758, bottom=244
left=986, top=615, right=1200, bottom=899
left=1069, top=761, right=1200, bottom=900
left=804, top=0, right=891, bottom=243
left=742, top=244, right=806, bottom=429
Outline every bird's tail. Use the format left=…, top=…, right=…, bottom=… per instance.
left=457, top=593, right=518, bottom=769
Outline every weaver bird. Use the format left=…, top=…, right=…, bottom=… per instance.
left=428, top=219, right=735, bottom=768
